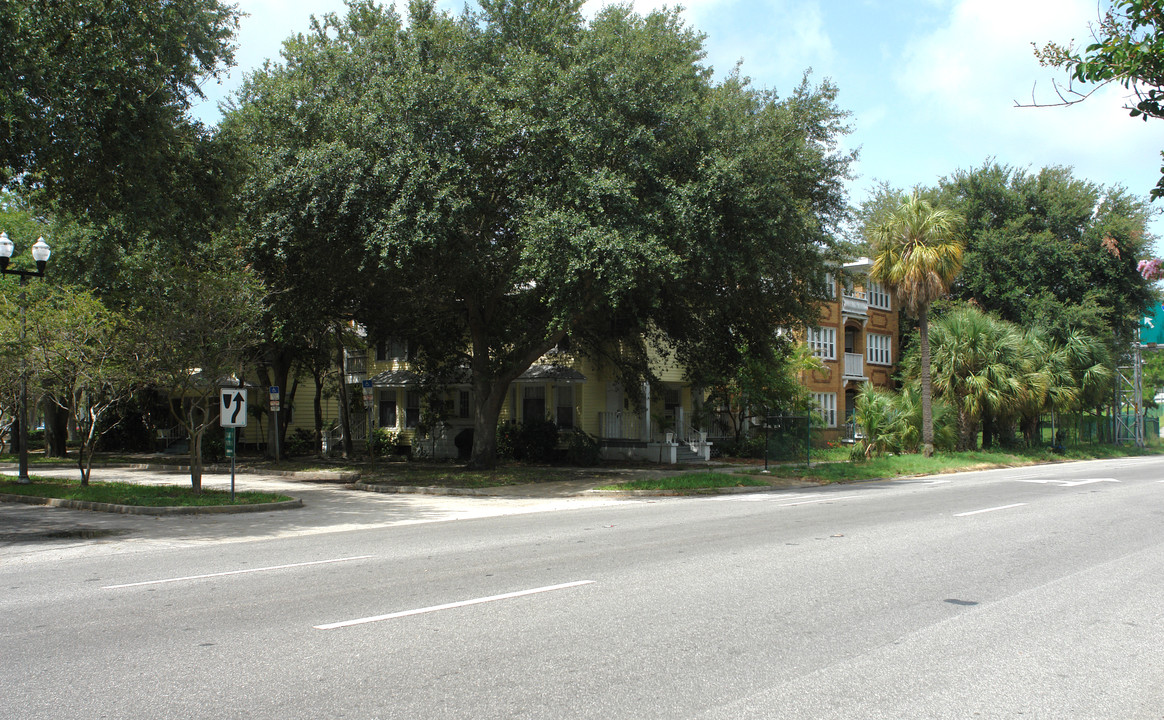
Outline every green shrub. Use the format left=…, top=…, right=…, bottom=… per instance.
left=285, top=428, right=316, bottom=457
left=717, top=435, right=765, bottom=459
left=367, top=427, right=399, bottom=457
left=496, top=419, right=560, bottom=462
left=497, top=421, right=520, bottom=460
left=565, top=430, right=601, bottom=466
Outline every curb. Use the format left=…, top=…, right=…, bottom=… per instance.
left=352, top=481, right=799, bottom=498
left=0, top=493, right=304, bottom=515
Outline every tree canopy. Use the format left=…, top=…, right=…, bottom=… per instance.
left=0, top=0, right=241, bottom=222
left=225, top=0, right=853, bottom=467
left=935, top=163, right=1155, bottom=345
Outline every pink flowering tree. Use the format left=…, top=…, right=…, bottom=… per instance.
left=1139, top=258, right=1163, bottom=281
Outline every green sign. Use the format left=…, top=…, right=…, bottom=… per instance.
left=1141, top=304, right=1164, bottom=346
left=224, top=427, right=236, bottom=458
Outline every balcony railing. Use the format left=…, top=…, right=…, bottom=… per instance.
left=343, top=353, right=367, bottom=383
left=843, top=352, right=865, bottom=379
left=841, top=291, right=868, bottom=317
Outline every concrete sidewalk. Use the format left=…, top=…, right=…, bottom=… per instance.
left=0, top=465, right=640, bottom=566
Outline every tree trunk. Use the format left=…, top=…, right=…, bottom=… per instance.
left=919, top=306, right=934, bottom=457
left=982, top=408, right=994, bottom=449
left=186, top=403, right=205, bottom=494
left=43, top=396, right=69, bottom=458
left=466, top=378, right=509, bottom=469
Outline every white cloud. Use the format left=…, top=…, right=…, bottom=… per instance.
left=891, top=0, right=1161, bottom=204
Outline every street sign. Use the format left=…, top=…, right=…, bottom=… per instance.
left=269, top=385, right=280, bottom=400
left=1141, top=303, right=1164, bottom=346
left=362, top=379, right=374, bottom=401
left=224, top=427, right=236, bottom=458
left=270, top=400, right=281, bottom=412
left=220, top=387, right=248, bottom=427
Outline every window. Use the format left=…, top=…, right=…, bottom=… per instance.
left=555, top=385, right=574, bottom=429
left=522, top=386, right=546, bottom=422
left=867, top=282, right=891, bottom=310
left=823, top=272, right=838, bottom=299
left=812, top=392, right=837, bottom=427
left=458, top=390, right=471, bottom=419
left=405, top=390, right=420, bottom=428
left=377, top=338, right=408, bottom=362
left=379, top=399, right=397, bottom=428
left=807, top=327, right=837, bottom=360
left=867, top=333, right=892, bottom=365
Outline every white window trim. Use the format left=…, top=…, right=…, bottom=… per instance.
left=813, top=392, right=837, bottom=428
left=824, top=272, right=837, bottom=299
left=867, top=282, right=891, bottom=311
left=867, top=333, right=893, bottom=366
left=808, top=326, right=837, bottom=361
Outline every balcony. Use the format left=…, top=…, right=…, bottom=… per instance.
left=841, top=290, right=867, bottom=319
left=343, top=352, right=367, bottom=384
left=843, top=352, right=865, bottom=380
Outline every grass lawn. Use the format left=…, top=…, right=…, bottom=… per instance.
left=359, top=464, right=593, bottom=489
left=593, top=472, right=766, bottom=492
left=0, top=477, right=292, bottom=507
left=601, top=443, right=1164, bottom=491
left=759, top=443, right=1164, bottom=484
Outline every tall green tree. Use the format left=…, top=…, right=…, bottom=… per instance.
left=226, top=0, right=853, bottom=468
left=936, top=163, right=1154, bottom=346
left=25, top=286, right=142, bottom=485
left=136, top=263, right=262, bottom=493
left=871, top=193, right=965, bottom=457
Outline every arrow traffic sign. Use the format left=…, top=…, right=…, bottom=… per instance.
left=220, top=387, right=248, bottom=428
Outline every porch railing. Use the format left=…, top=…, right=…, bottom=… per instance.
left=597, top=411, right=643, bottom=441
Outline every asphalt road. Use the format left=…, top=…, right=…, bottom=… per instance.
left=3, top=457, right=1163, bottom=719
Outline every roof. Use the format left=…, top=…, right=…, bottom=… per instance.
left=368, top=364, right=586, bottom=387
left=516, top=364, right=586, bottom=382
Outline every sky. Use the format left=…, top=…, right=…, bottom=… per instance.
left=190, top=0, right=1164, bottom=245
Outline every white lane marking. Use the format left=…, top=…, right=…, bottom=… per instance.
left=923, top=479, right=952, bottom=485
left=954, top=503, right=1027, bottom=517
left=1015, top=478, right=1118, bottom=487
left=315, top=580, right=595, bottom=630
left=102, top=556, right=374, bottom=589
left=776, top=495, right=860, bottom=507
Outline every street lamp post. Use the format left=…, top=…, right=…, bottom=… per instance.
left=0, top=232, right=51, bottom=484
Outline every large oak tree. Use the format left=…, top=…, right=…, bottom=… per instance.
left=226, top=0, right=853, bottom=468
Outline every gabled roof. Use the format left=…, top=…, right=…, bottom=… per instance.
left=368, top=364, right=586, bottom=387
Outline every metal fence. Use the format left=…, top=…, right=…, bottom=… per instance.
left=1033, top=413, right=1160, bottom=447
left=763, top=415, right=811, bottom=466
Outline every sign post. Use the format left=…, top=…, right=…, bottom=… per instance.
left=362, top=380, right=374, bottom=462
left=269, top=386, right=281, bottom=463
left=220, top=387, right=248, bottom=501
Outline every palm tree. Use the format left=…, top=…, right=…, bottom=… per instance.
left=871, top=193, right=965, bottom=456
left=925, top=306, right=1025, bottom=451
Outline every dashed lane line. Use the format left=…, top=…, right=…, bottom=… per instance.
left=953, top=503, right=1027, bottom=518
left=102, top=555, right=374, bottom=589
left=314, top=580, right=596, bottom=630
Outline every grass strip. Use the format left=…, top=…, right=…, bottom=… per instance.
left=0, top=478, right=290, bottom=507
left=764, top=444, right=1164, bottom=484
left=594, top=472, right=764, bottom=492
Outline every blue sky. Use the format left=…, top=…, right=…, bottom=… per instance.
left=191, top=0, right=1164, bottom=244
